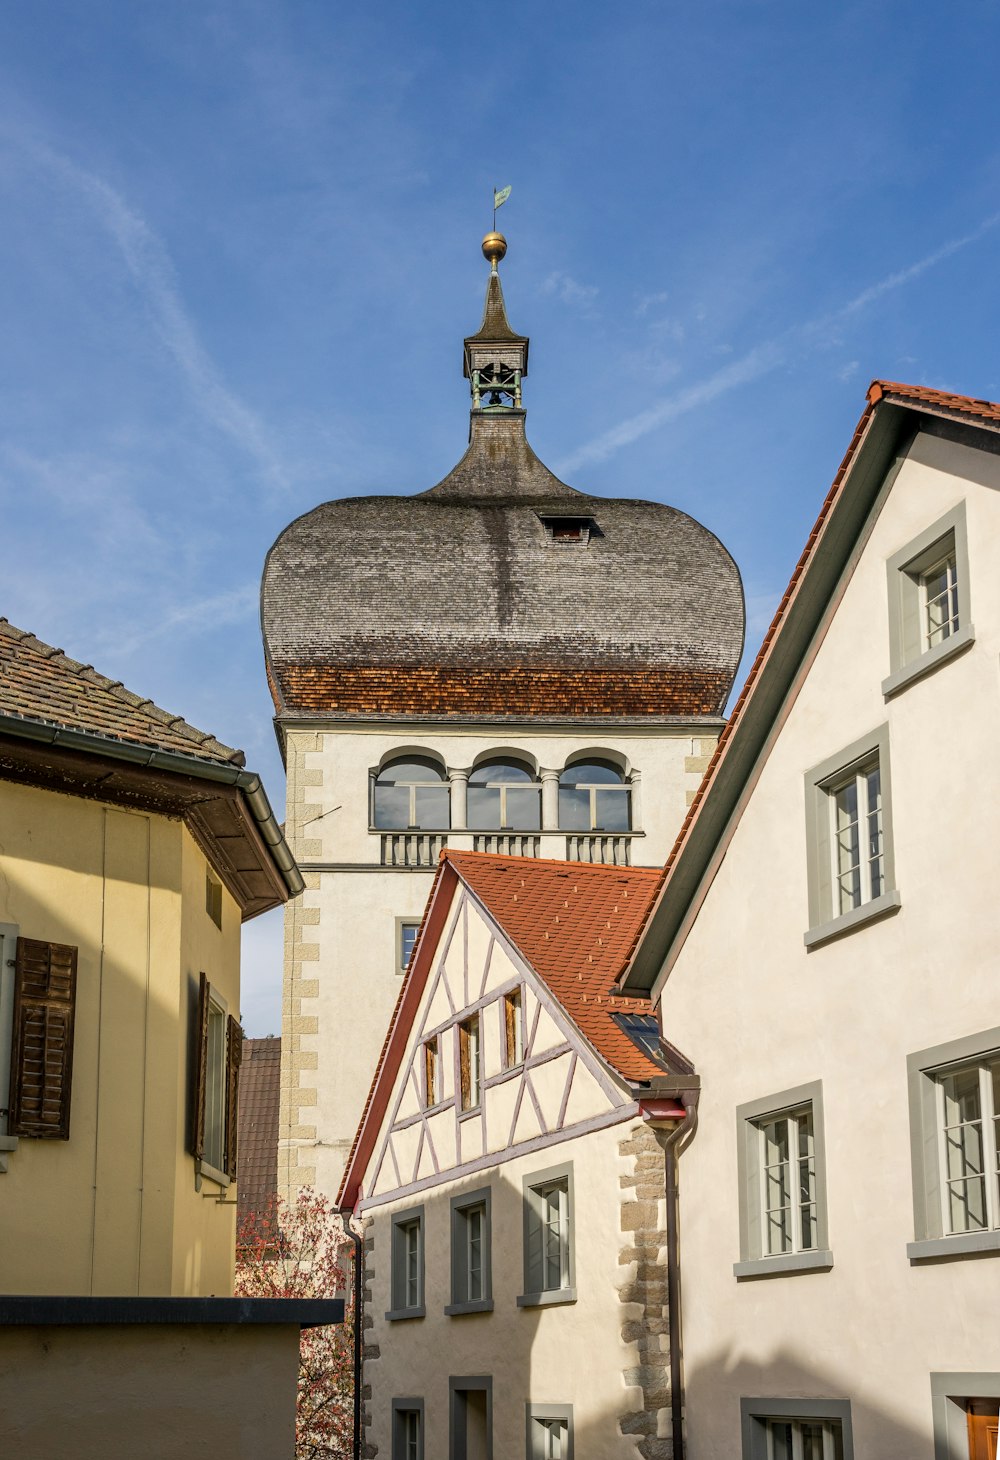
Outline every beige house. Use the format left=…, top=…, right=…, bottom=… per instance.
left=621, top=382, right=1000, bottom=1459
left=262, top=231, right=744, bottom=1204
left=0, top=617, right=302, bottom=1298
left=340, top=849, right=696, bottom=1460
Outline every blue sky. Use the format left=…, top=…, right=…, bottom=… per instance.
left=2, top=3, right=998, bottom=1032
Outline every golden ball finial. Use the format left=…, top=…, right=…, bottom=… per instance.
left=482, top=231, right=507, bottom=268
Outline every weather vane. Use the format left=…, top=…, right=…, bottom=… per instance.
left=493, top=184, right=511, bottom=232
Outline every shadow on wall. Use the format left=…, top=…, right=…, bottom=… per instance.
left=684, top=1346, right=931, bottom=1460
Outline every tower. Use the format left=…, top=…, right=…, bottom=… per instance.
left=261, top=232, right=745, bottom=1199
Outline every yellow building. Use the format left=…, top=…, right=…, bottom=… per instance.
left=0, top=617, right=302, bottom=1297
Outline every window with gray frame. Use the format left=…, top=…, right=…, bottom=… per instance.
left=883, top=501, right=974, bottom=699
left=907, top=1028, right=1000, bottom=1261
left=526, top=1404, right=573, bottom=1460
left=741, top=1398, right=853, bottom=1460
left=374, top=757, right=450, bottom=830
left=446, top=1187, right=493, bottom=1315
left=392, top=1400, right=424, bottom=1460
left=519, top=1162, right=576, bottom=1306
left=558, top=760, right=630, bottom=832
left=803, top=725, right=900, bottom=949
left=735, top=1082, right=833, bottom=1278
left=387, top=1206, right=425, bottom=1320
left=397, top=918, right=420, bottom=977
left=449, top=1377, right=492, bottom=1460
left=930, top=1374, right=1000, bottom=1460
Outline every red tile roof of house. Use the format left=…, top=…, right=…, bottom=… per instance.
left=0, top=618, right=244, bottom=766
left=237, top=1038, right=281, bottom=1229
left=446, top=852, right=665, bottom=1081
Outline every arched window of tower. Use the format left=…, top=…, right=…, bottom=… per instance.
left=373, top=755, right=450, bottom=831
left=467, top=758, right=541, bottom=832
left=559, top=760, right=631, bottom=833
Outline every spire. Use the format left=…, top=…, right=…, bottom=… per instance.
left=463, top=232, right=529, bottom=411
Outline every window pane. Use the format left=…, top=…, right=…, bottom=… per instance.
left=378, top=758, right=445, bottom=783
left=560, top=760, right=624, bottom=785
left=942, top=1069, right=987, bottom=1233
left=767, top=1421, right=793, bottom=1460
left=922, top=554, right=959, bottom=648
left=538, top=1418, right=567, bottom=1460
left=595, top=788, right=631, bottom=831
left=761, top=1117, right=792, bottom=1256
left=834, top=780, right=861, bottom=913
left=414, top=785, right=449, bottom=828
left=798, top=1110, right=817, bottom=1251
left=558, top=786, right=591, bottom=831
left=865, top=766, right=883, bottom=900
left=505, top=786, right=541, bottom=830
left=375, top=784, right=411, bottom=829
left=467, top=1206, right=484, bottom=1300
left=468, top=786, right=502, bottom=829
left=469, top=761, right=533, bottom=784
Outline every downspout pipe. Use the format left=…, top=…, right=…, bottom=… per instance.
left=641, top=1089, right=700, bottom=1460
left=342, top=1211, right=363, bottom=1460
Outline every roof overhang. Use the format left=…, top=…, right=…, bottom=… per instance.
left=0, top=713, right=302, bottom=919
left=621, top=385, right=1000, bottom=996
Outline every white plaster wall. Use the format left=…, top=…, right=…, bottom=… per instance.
left=656, top=432, right=1000, bottom=1458
left=283, top=722, right=716, bottom=1198
left=364, top=1120, right=649, bottom=1460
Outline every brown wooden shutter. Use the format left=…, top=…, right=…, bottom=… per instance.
left=190, top=971, right=209, bottom=1159
left=459, top=1021, right=471, bottom=1110
left=224, top=1014, right=242, bottom=1180
left=9, top=938, right=78, bottom=1140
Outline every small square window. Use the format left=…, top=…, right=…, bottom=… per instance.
left=883, top=502, right=974, bottom=698
left=741, top=1399, right=853, bottom=1460
left=459, top=1015, right=481, bottom=1112
left=387, top=1207, right=425, bottom=1320
left=536, top=514, right=597, bottom=545
left=804, top=726, right=900, bottom=949
left=735, top=1082, right=833, bottom=1279
left=907, top=1028, right=1000, bottom=1261
left=205, top=869, right=223, bottom=929
left=527, top=1405, right=573, bottom=1460
left=423, top=1036, right=439, bottom=1109
left=397, top=920, right=420, bottom=977
left=503, top=988, right=523, bottom=1069
left=447, top=1187, right=493, bottom=1314
left=392, top=1400, right=424, bottom=1460
left=519, top=1163, right=576, bottom=1307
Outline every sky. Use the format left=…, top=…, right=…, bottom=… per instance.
left=1, top=2, right=998, bottom=1034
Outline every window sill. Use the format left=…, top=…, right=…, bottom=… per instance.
left=881, top=622, right=975, bottom=700
left=0, top=1135, right=18, bottom=1174
left=733, top=1250, right=834, bottom=1280
left=907, top=1231, right=1000, bottom=1263
left=458, top=1106, right=482, bottom=1122
left=803, top=889, right=901, bottom=950
left=517, top=1287, right=577, bottom=1308
left=444, top=1299, right=494, bottom=1316
left=196, top=1158, right=231, bottom=1191
left=384, top=1305, right=426, bottom=1322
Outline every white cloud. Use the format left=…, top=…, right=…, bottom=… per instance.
left=540, top=270, right=599, bottom=307
left=558, top=214, right=1000, bottom=474
left=635, top=288, right=670, bottom=316
left=838, top=360, right=860, bottom=382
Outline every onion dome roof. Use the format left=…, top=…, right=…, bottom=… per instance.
left=262, top=235, right=744, bottom=722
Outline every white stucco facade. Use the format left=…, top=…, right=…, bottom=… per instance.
left=279, top=718, right=719, bottom=1201
left=652, top=428, right=1000, bottom=1458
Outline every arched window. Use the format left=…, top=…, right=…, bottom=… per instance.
left=373, top=757, right=450, bottom=830
left=468, top=759, right=541, bottom=831
left=559, top=760, right=630, bottom=832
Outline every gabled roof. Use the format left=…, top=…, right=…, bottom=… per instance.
left=0, top=618, right=243, bottom=765
left=338, top=851, right=676, bottom=1210
left=237, top=1038, right=281, bottom=1229
left=621, top=379, right=1000, bottom=994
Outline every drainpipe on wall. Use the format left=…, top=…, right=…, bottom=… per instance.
left=342, top=1211, right=363, bottom=1460
left=640, top=1090, right=700, bottom=1460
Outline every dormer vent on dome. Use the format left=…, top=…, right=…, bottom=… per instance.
left=464, top=232, right=529, bottom=413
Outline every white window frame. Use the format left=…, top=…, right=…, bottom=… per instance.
left=804, top=725, right=900, bottom=950
left=397, top=918, right=420, bottom=978
left=883, top=501, right=974, bottom=699
left=826, top=757, right=883, bottom=917
left=526, top=1404, right=574, bottom=1460
left=908, top=1028, right=1000, bottom=1261
left=735, top=1082, right=833, bottom=1279
left=756, top=1105, right=817, bottom=1259
left=936, top=1060, right=1000, bottom=1238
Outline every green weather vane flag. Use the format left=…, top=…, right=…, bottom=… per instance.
left=493, top=185, right=512, bottom=228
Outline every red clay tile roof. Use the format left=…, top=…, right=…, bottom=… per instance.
left=237, top=1037, right=281, bottom=1228
left=619, top=378, right=1000, bottom=982
left=274, top=663, right=729, bottom=718
left=0, top=618, right=244, bottom=766
left=446, top=852, right=664, bottom=1081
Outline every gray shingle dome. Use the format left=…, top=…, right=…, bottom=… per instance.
left=261, top=255, right=744, bottom=722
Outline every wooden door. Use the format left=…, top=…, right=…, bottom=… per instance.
left=968, top=1402, right=999, bottom=1460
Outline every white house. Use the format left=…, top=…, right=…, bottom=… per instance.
left=621, top=381, right=1000, bottom=1460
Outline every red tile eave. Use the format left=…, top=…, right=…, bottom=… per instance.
left=618, top=378, right=1000, bottom=984
left=336, top=857, right=457, bottom=1212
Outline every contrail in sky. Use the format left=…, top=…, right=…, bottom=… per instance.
left=557, top=214, right=1000, bottom=476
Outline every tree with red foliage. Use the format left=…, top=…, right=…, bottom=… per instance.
left=236, top=1188, right=354, bottom=1460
